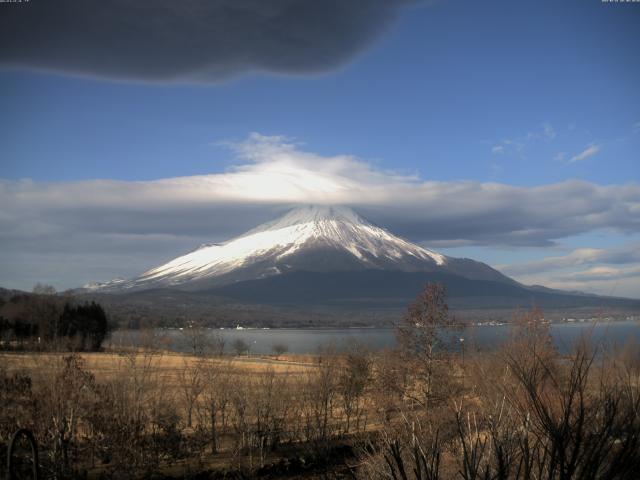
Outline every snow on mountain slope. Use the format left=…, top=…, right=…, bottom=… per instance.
left=140, top=206, right=444, bottom=285
left=88, top=205, right=515, bottom=291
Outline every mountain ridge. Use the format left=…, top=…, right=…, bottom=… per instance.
left=81, top=205, right=640, bottom=314
left=87, top=205, right=516, bottom=292
left=206, top=269, right=640, bottom=309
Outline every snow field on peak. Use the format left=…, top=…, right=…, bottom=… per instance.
left=138, top=206, right=447, bottom=284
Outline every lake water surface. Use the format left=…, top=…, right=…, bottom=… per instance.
left=108, top=320, right=640, bottom=355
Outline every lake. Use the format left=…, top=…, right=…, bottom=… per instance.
left=108, top=319, right=640, bottom=355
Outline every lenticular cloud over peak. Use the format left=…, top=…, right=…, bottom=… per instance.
left=0, top=134, right=639, bottom=290
left=1, top=133, right=639, bottom=247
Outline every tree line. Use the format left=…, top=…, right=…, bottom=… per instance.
left=0, top=285, right=109, bottom=351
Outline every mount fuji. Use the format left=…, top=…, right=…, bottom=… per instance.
left=85, top=206, right=639, bottom=313
left=87, top=205, right=515, bottom=292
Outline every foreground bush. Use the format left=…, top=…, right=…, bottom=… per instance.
left=361, top=305, right=640, bottom=480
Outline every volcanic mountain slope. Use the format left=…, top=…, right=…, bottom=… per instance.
left=88, top=205, right=516, bottom=292
left=83, top=206, right=640, bottom=312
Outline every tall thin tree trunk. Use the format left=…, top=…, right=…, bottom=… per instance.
left=211, top=405, right=218, bottom=453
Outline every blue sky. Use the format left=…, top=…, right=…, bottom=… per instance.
left=1, top=0, right=639, bottom=296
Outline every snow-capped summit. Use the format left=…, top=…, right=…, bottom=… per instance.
left=81, top=206, right=640, bottom=313
left=91, top=205, right=514, bottom=292
left=232, top=205, right=447, bottom=265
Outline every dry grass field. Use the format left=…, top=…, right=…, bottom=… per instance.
left=0, top=350, right=319, bottom=378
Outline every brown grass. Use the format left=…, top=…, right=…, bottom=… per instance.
left=0, top=350, right=318, bottom=385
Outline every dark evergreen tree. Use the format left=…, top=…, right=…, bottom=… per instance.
left=59, top=302, right=109, bottom=351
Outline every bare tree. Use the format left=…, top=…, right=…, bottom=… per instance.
left=303, top=347, right=339, bottom=451
left=197, top=358, right=233, bottom=453
left=35, top=354, right=96, bottom=477
left=232, top=338, right=249, bottom=356
left=271, top=342, right=288, bottom=359
left=338, top=343, right=371, bottom=433
left=91, top=347, right=169, bottom=475
left=452, top=321, right=640, bottom=480
left=397, top=283, right=455, bottom=406
left=229, top=375, right=251, bottom=453
left=372, top=347, right=409, bottom=424
left=210, top=331, right=226, bottom=356
left=178, top=358, right=204, bottom=429
left=252, top=367, right=291, bottom=464
left=368, top=419, right=442, bottom=480
left=181, top=319, right=221, bottom=356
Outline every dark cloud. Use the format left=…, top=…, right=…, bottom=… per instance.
left=354, top=180, right=640, bottom=248
left=0, top=0, right=409, bottom=82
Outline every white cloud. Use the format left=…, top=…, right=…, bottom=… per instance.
left=514, top=272, right=640, bottom=299
left=498, top=243, right=640, bottom=276
left=2, top=134, right=639, bottom=245
left=557, top=265, right=640, bottom=282
left=569, top=143, right=600, bottom=163
left=496, top=242, right=640, bottom=299
left=1, top=133, right=639, bottom=289
left=542, top=122, right=556, bottom=139
left=490, top=122, right=556, bottom=158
